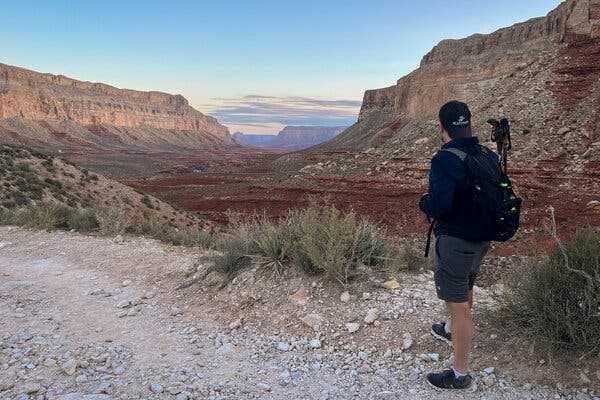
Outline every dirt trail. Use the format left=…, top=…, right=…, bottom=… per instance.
left=0, top=227, right=595, bottom=399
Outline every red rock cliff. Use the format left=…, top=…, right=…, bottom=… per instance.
left=325, top=0, right=600, bottom=164
left=0, top=63, right=231, bottom=151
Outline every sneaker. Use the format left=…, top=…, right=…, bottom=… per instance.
left=426, top=369, right=472, bottom=390
left=431, top=322, right=452, bottom=345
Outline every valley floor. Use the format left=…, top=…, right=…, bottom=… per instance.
left=0, top=227, right=597, bottom=400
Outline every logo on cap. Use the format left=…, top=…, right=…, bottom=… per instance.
left=453, top=116, right=470, bottom=126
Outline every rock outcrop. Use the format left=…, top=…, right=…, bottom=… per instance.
left=0, top=63, right=232, bottom=152
left=320, top=0, right=600, bottom=165
left=234, top=126, right=346, bottom=151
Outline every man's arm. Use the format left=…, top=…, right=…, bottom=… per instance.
left=419, top=153, right=460, bottom=219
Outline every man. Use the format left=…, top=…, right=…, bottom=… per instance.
left=419, top=101, right=496, bottom=390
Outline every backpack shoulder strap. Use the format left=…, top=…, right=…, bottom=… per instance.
left=440, top=147, right=467, bottom=161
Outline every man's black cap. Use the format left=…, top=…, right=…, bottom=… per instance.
left=439, top=101, right=472, bottom=136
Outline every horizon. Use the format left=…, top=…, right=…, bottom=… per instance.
left=3, top=0, right=560, bottom=134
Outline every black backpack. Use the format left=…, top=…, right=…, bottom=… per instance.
left=443, top=145, right=522, bottom=242
left=424, top=145, right=522, bottom=256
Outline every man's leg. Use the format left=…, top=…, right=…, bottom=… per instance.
left=447, top=301, right=473, bottom=373
left=438, top=289, right=473, bottom=338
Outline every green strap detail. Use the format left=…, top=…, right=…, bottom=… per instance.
left=441, top=147, right=467, bottom=161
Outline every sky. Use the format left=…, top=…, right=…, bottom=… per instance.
left=2, top=0, right=560, bottom=134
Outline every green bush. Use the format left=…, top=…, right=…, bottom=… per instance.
left=253, top=221, right=294, bottom=271
left=141, top=195, right=154, bottom=209
left=66, top=208, right=99, bottom=232
left=292, top=206, right=388, bottom=282
left=213, top=234, right=254, bottom=277
left=210, top=205, right=394, bottom=284
left=500, top=231, right=600, bottom=352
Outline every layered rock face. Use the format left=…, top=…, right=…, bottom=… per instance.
left=323, top=0, right=600, bottom=165
left=0, top=63, right=232, bottom=151
left=234, top=126, right=346, bottom=151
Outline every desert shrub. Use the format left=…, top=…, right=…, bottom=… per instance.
left=252, top=221, right=294, bottom=271
left=212, top=234, right=254, bottom=277
left=42, top=158, right=56, bottom=174
left=95, top=208, right=131, bottom=236
left=291, top=206, right=389, bottom=283
left=126, top=220, right=210, bottom=247
left=141, top=195, right=154, bottom=209
left=209, top=205, right=393, bottom=284
left=500, top=230, right=600, bottom=352
left=66, top=208, right=99, bottom=232
left=193, top=229, right=218, bottom=250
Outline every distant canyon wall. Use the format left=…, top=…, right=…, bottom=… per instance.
left=0, top=63, right=232, bottom=151
left=234, top=126, right=347, bottom=151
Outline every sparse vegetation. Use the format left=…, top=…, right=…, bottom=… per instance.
left=141, top=194, right=154, bottom=209
left=202, top=205, right=416, bottom=284
left=0, top=144, right=204, bottom=246
left=500, top=228, right=600, bottom=353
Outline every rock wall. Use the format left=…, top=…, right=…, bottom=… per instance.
left=234, top=126, right=346, bottom=151
left=323, top=0, right=600, bottom=162
left=0, top=63, right=231, bottom=151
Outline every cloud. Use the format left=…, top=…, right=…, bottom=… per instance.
left=201, top=94, right=361, bottom=133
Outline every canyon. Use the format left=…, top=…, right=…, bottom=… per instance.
left=133, top=0, right=600, bottom=252
left=233, top=126, right=347, bottom=151
left=1, top=0, right=599, bottom=254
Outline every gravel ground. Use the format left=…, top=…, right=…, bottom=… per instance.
left=0, top=226, right=597, bottom=400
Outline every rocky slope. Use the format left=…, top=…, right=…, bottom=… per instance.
left=314, top=0, right=600, bottom=166
left=0, top=144, right=200, bottom=229
left=0, top=63, right=232, bottom=153
left=234, top=126, right=346, bottom=151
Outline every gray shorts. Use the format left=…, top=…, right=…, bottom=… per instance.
left=434, top=235, right=490, bottom=303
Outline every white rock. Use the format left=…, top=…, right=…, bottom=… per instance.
left=340, top=292, right=351, bottom=303
left=170, top=306, right=183, bottom=316
left=62, top=359, right=78, bottom=376
left=301, top=313, right=324, bottom=332
left=276, top=342, right=291, bottom=352
left=24, top=382, right=42, bottom=394
left=427, top=353, right=440, bottom=362
left=364, top=308, right=379, bottom=324
left=309, top=339, right=322, bottom=349
left=346, top=323, right=360, bottom=333
left=402, top=333, right=413, bottom=351
left=142, top=289, right=157, bottom=299
left=229, top=318, right=242, bottom=330
left=257, top=382, right=271, bottom=392
left=122, top=280, right=132, bottom=287
left=483, top=367, right=495, bottom=375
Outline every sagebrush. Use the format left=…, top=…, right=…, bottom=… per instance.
left=207, top=205, right=418, bottom=284
left=500, top=230, right=600, bottom=352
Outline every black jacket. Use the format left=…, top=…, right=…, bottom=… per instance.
left=419, top=137, right=497, bottom=240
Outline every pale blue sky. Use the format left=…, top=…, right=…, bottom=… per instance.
left=2, top=0, right=560, bottom=133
